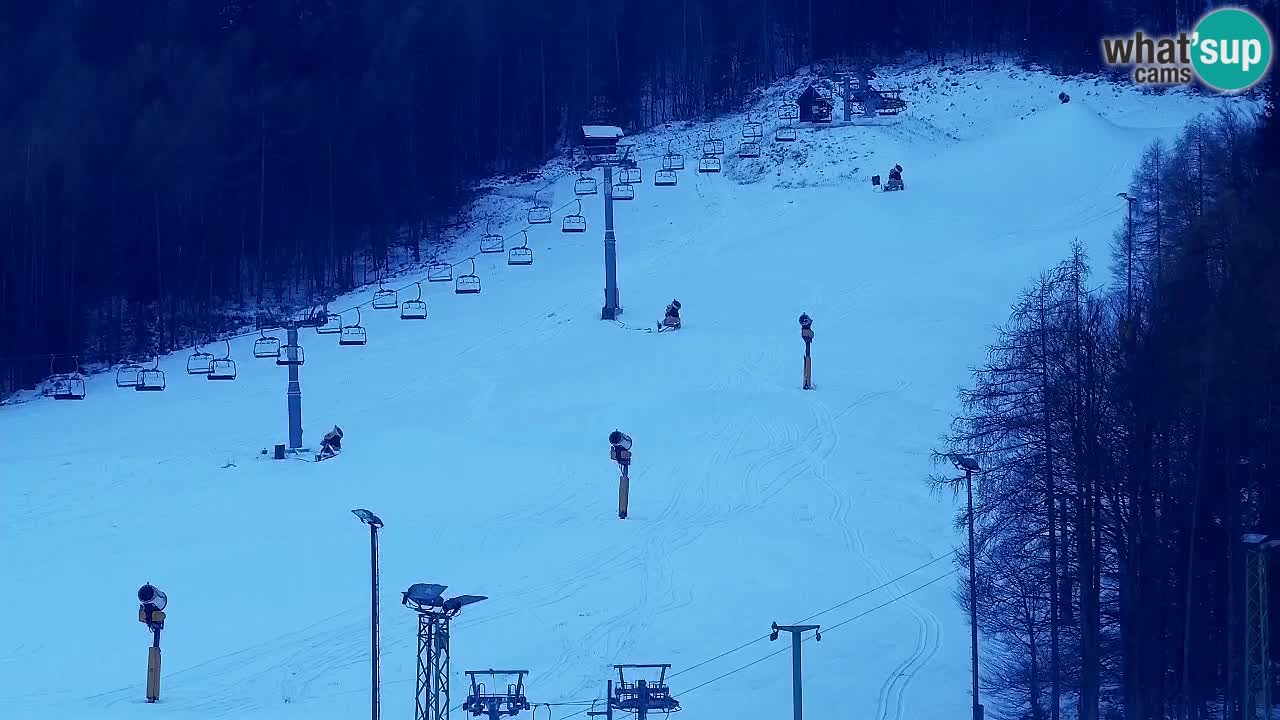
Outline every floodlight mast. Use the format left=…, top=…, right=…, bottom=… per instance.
left=405, top=584, right=488, bottom=720
left=353, top=509, right=385, bottom=720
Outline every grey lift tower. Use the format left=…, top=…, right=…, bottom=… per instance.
left=403, top=583, right=488, bottom=720
left=1242, top=533, right=1279, bottom=720
left=577, top=125, right=636, bottom=321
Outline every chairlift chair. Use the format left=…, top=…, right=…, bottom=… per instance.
left=743, top=112, right=763, bottom=140
left=528, top=188, right=552, bottom=225
left=187, top=347, right=215, bottom=375
left=275, top=343, right=305, bottom=367
left=427, top=261, right=453, bottom=283
left=316, top=312, right=343, bottom=334
left=116, top=362, right=143, bottom=388
left=655, top=168, right=678, bottom=186
left=775, top=124, right=798, bottom=142
left=622, top=165, right=641, bottom=184
left=612, top=182, right=635, bottom=200
left=339, top=308, right=368, bottom=346
left=254, top=328, right=281, bottom=358
left=780, top=104, right=799, bottom=121
left=400, top=282, right=428, bottom=320
left=455, top=258, right=481, bottom=294
left=662, top=140, right=685, bottom=170
left=574, top=174, right=598, bottom=196
left=562, top=199, right=587, bottom=233
left=136, top=358, right=166, bottom=391
left=206, top=340, right=237, bottom=381
left=698, top=154, right=721, bottom=173
left=738, top=141, right=761, bottom=158
left=508, top=231, right=533, bottom=266
left=703, top=127, right=724, bottom=156
left=372, top=278, right=399, bottom=310
left=480, top=221, right=504, bottom=254
left=49, top=357, right=86, bottom=400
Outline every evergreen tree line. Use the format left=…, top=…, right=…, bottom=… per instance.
left=935, top=84, right=1280, bottom=720
left=0, top=0, right=1269, bottom=395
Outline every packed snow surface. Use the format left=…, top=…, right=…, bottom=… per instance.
left=0, top=62, right=1254, bottom=720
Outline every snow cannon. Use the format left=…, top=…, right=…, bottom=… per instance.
left=138, top=584, right=167, bottom=612
left=609, top=430, right=632, bottom=452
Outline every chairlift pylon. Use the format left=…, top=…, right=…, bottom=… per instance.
left=698, top=154, right=721, bottom=173
left=187, top=345, right=215, bottom=375
left=528, top=188, right=552, bottom=225
left=481, top=220, right=504, bottom=254
left=575, top=174, right=598, bottom=196
left=562, top=199, right=586, bottom=233
left=136, top=357, right=166, bottom=391
left=372, top=277, right=399, bottom=309
left=662, top=140, right=685, bottom=171
left=612, top=182, right=635, bottom=200
left=339, top=307, right=368, bottom=346
left=206, top=339, right=237, bottom=381
left=455, top=258, right=481, bottom=294
left=427, top=260, right=453, bottom=283
left=508, top=230, right=533, bottom=266
left=655, top=168, right=678, bottom=186
left=703, top=127, right=724, bottom=156
left=400, top=282, right=428, bottom=319
left=743, top=111, right=763, bottom=140
left=254, top=327, right=281, bottom=358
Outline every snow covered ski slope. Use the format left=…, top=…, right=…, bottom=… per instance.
left=0, top=63, right=1254, bottom=720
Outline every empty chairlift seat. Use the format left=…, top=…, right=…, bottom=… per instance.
left=562, top=199, right=587, bottom=233
left=187, top=348, right=215, bottom=375
left=116, top=362, right=143, bottom=388
left=427, top=261, right=453, bottom=283
left=508, top=231, right=533, bottom=266
left=338, top=308, right=368, bottom=346
left=738, top=141, right=760, bottom=158
left=655, top=168, right=677, bottom=186
left=662, top=140, right=685, bottom=171
left=480, top=221, right=504, bottom=254
left=372, top=279, right=398, bottom=310
left=699, top=154, right=721, bottom=173
left=455, top=259, right=481, bottom=294
left=206, top=340, right=237, bottom=381
left=528, top=188, right=552, bottom=225
left=612, top=182, right=635, bottom=200
left=254, top=329, right=281, bottom=358
left=316, top=312, right=343, bottom=334
left=574, top=174, right=598, bottom=196
left=400, top=282, right=428, bottom=320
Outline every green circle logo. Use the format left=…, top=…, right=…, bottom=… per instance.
left=1191, top=7, right=1273, bottom=92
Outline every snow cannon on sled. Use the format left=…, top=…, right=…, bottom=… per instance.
left=871, top=164, right=904, bottom=192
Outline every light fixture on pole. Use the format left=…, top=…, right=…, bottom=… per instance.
left=404, top=583, right=488, bottom=720
left=353, top=509, right=385, bottom=720
left=769, top=622, right=820, bottom=720
left=949, top=453, right=983, bottom=720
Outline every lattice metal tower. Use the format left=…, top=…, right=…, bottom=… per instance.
left=403, top=583, right=488, bottom=720
left=1243, top=534, right=1278, bottom=720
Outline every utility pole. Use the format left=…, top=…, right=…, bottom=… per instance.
left=950, top=454, right=984, bottom=720
left=770, top=623, right=821, bottom=720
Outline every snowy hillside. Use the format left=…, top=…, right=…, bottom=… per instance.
left=0, top=63, right=1254, bottom=720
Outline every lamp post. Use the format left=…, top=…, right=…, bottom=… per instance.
left=950, top=453, right=983, bottom=720
left=770, top=622, right=820, bottom=720
left=353, top=509, right=385, bottom=720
